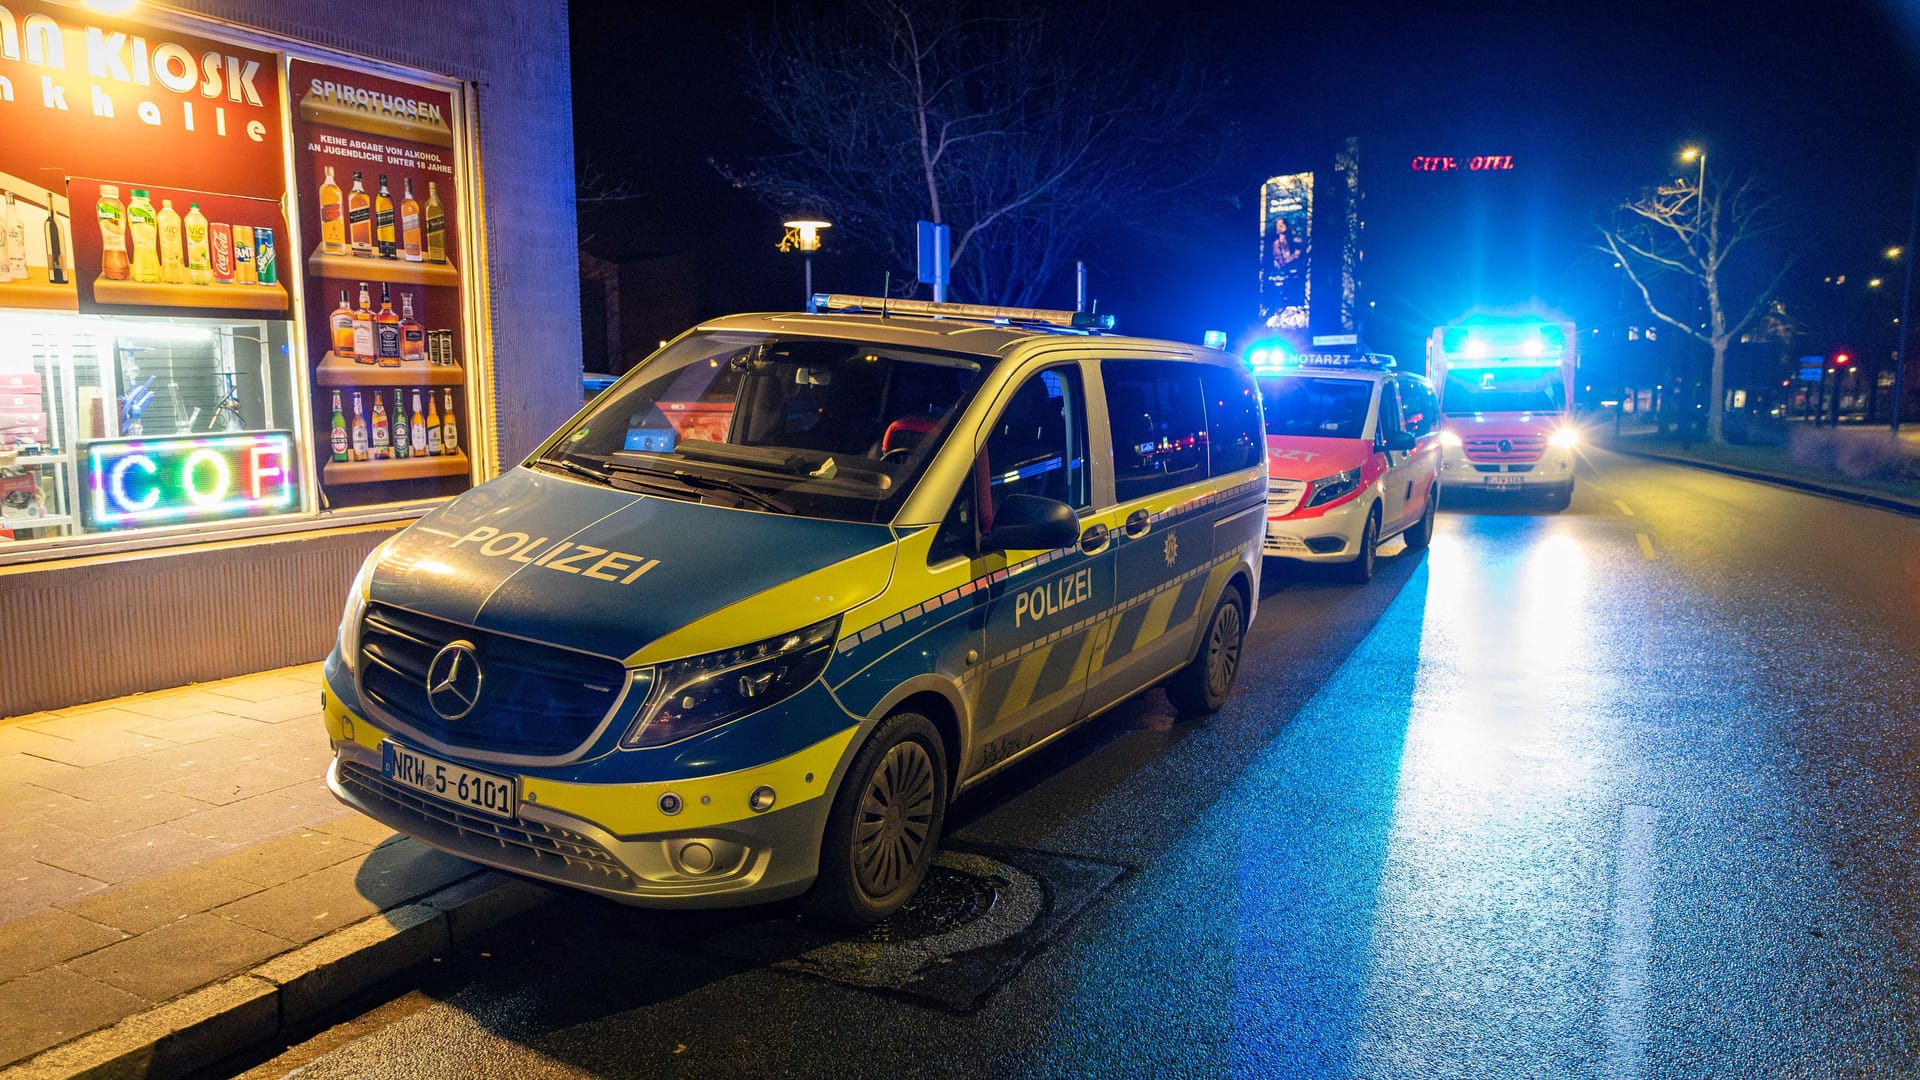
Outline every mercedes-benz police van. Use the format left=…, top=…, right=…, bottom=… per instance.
left=322, top=295, right=1266, bottom=924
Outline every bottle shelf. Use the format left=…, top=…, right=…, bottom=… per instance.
left=307, top=246, right=459, bottom=288
left=90, top=274, right=290, bottom=313
left=316, top=352, right=465, bottom=387
left=0, top=513, right=73, bottom=530
left=0, top=452, right=71, bottom=468
left=0, top=267, right=80, bottom=311
left=323, top=451, right=469, bottom=486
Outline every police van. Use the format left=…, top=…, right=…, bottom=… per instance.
left=322, top=295, right=1266, bottom=924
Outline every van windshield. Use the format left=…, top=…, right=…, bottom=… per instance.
left=543, top=331, right=989, bottom=523
left=1258, top=375, right=1374, bottom=439
left=1441, top=366, right=1567, bottom=415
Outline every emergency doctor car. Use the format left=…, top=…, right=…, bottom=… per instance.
left=1250, top=349, right=1442, bottom=582
left=322, top=296, right=1267, bottom=924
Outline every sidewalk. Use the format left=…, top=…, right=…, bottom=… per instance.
left=1601, top=419, right=1920, bottom=516
left=0, top=664, right=552, bottom=1079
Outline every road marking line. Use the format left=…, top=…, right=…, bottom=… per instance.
left=1606, top=804, right=1660, bottom=1080
left=1615, top=500, right=1636, bottom=517
left=1636, top=533, right=1657, bottom=561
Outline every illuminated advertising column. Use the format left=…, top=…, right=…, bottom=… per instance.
left=287, top=59, right=474, bottom=509
left=1260, top=173, right=1313, bottom=335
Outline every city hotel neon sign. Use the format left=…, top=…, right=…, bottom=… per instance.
left=1410, top=155, right=1515, bottom=172
left=86, top=431, right=297, bottom=528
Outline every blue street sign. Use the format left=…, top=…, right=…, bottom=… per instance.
left=917, top=221, right=950, bottom=287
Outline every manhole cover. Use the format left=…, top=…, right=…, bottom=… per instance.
left=698, top=844, right=1127, bottom=1013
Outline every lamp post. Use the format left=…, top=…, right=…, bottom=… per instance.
left=1681, top=147, right=1707, bottom=440
left=1895, top=152, right=1917, bottom=434
left=779, top=219, right=831, bottom=312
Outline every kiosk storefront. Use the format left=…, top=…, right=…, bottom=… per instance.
left=0, top=0, right=579, bottom=716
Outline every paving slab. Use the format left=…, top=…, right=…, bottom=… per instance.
left=0, top=908, right=128, bottom=983
left=216, top=692, right=322, bottom=724
left=37, top=790, right=208, bottom=840
left=123, top=710, right=270, bottom=745
left=8, top=781, right=86, bottom=817
left=64, top=912, right=294, bottom=1003
left=169, top=791, right=345, bottom=846
left=199, top=830, right=372, bottom=888
left=24, top=708, right=164, bottom=738
left=1, top=727, right=178, bottom=769
left=38, top=823, right=236, bottom=886
left=0, top=860, right=110, bottom=923
left=252, top=902, right=448, bottom=1027
left=0, top=818, right=97, bottom=866
left=111, top=690, right=263, bottom=723
left=203, top=674, right=319, bottom=704
left=6, top=975, right=280, bottom=1080
left=159, top=759, right=311, bottom=806
left=57, top=867, right=264, bottom=936
left=0, top=968, right=148, bottom=1066
left=311, top=812, right=403, bottom=847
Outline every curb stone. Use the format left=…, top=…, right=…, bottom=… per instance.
left=1608, top=446, right=1920, bottom=517
left=6, top=871, right=554, bottom=1080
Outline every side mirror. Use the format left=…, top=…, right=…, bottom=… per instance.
left=1382, top=429, right=1416, bottom=453
left=982, top=494, right=1080, bottom=552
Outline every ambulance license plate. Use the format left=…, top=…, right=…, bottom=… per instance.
left=381, top=742, right=517, bottom=820
left=1484, top=474, right=1522, bottom=488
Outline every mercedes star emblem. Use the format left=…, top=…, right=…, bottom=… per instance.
left=426, top=641, right=484, bottom=722
left=1498, top=438, right=1513, bottom=453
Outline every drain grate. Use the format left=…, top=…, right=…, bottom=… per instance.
left=698, top=843, right=1127, bottom=1013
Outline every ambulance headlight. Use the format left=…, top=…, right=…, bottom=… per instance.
left=337, top=540, right=390, bottom=674
left=1548, top=426, right=1579, bottom=449
left=623, top=616, right=841, bottom=749
left=1304, top=467, right=1364, bottom=508
left=1439, top=429, right=1463, bottom=448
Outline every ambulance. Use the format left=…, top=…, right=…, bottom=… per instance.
left=322, top=296, right=1266, bottom=924
left=1249, top=348, right=1442, bottom=583
left=1427, top=318, right=1581, bottom=510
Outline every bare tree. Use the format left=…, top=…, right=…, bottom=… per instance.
left=718, top=0, right=1218, bottom=308
left=1599, top=165, right=1794, bottom=443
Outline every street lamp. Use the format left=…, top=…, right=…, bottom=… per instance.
left=779, top=218, right=831, bottom=312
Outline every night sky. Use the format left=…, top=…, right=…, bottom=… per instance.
left=571, top=0, right=1920, bottom=363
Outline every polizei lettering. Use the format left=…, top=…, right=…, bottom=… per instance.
left=451, top=526, right=659, bottom=584
left=1014, top=567, right=1092, bottom=629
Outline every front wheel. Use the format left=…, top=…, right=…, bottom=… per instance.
left=805, top=711, right=949, bottom=927
left=1402, top=484, right=1437, bottom=550
left=1167, top=586, right=1247, bottom=719
left=1338, top=506, right=1380, bottom=584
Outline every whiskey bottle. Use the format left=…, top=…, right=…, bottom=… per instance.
left=45, top=201, right=68, bottom=285
left=347, top=171, right=373, bottom=257
left=441, top=388, right=459, bottom=455
left=392, top=388, right=411, bottom=459
left=400, top=178, right=422, bottom=262
left=399, top=293, right=425, bottom=362
left=330, top=290, right=355, bottom=356
left=370, top=392, right=391, bottom=460
left=352, top=282, right=375, bottom=363
left=319, top=166, right=346, bottom=255
left=374, top=174, right=396, bottom=259
left=349, top=391, right=369, bottom=461
left=426, top=391, right=443, bottom=456
left=375, top=283, right=401, bottom=367
left=330, top=390, right=348, bottom=463
left=425, top=182, right=446, bottom=263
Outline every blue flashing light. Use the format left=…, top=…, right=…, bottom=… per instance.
left=1245, top=338, right=1297, bottom=372
left=1203, top=330, right=1228, bottom=350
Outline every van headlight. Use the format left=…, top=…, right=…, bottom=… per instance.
left=1304, top=466, right=1364, bottom=508
left=1439, top=429, right=1463, bottom=448
left=622, top=616, right=841, bottom=749
left=337, top=540, right=389, bottom=675
left=1548, top=427, right=1579, bottom=449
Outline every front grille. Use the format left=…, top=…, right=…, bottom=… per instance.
left=1266, top=478, right=1308, bottom=517
left=1263, top=531, right=1308, bottom=554
left=358, top=603, right=628, bottom=759
left=1462, top=434, right=1545, bottom=464
left=338, top=759, right=634, bottom=888
left=1472, top=464, right=1535, bottom=474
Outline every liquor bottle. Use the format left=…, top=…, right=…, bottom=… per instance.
left=1, top=192, right=23, bottom=281
left=127, top=188, right=160, bottom=283
left=370, top=392, right=391, bottom=459
left=349, top=391, right=369, bottom=461
left=391, top=388, right=411, bottom=459
left=44, top=202, right=67, bottom=284
left=441, top=388, right=459, bottom=455
left=347, top=171, right=372, bottom=257
left=318, top=166, right=346, bottom=255
left=330, top=290, right=356, bottom=356
left=425, top=182, right=446, bottom=263
left=399, top=293, right=425, bottom=361
left=409, top=390, right=428, bottom=456
left=330, top=390, right=348, bottom=463
left=374, top=174, right=396, bottom=259
left=158, top=199, right=185, bottom=283
left=183, top=203, right=210, bottom=285
left=400, top=178, right=422, bottom=262
left=426, top=391, right=443, bottom=456
left=98, top=185, right=129, bottom=281
left=375, top=283, right=401, bottom=367
left=352, top=282, right=375, bottom=363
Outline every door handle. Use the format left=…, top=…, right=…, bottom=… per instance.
left=1079, top=523, right=1110, bottom=554
left=1123, top=509, right=1151, bottom=538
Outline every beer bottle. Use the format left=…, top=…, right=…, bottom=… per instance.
left=392, top=388, right=411, bottom=459
left=370, top=392, right=391, bottom=460
left=441, top=388, right=459, bottom=455
left=349, top=392, right=369, bottom=461
left=330, top=391, right=348, bottom=463
left=426, top=390, right=443, bottom=456
left=409, top=390, right=428, bottom=456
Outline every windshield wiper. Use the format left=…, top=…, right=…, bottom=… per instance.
left=669, top=469, right=791, bottom=514
left=535, top=456, right=616, bottom=485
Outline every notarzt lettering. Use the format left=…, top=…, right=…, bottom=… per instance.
left=452, top=526, right=659, bottom=584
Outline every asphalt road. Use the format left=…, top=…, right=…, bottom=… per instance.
left=234, top=448, right=1920, bottom=1079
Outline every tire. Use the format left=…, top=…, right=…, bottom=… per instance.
left=1338, top=506, right=1380, bottom=584
left=1543, top=482, right=1573, bottom=512
left=805, top=711, right=948, bottom=927
left=1402, top=484, right=1437, bottom=550
left=1167, top=585, right=1247, bottom=720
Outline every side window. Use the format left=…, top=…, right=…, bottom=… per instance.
left=932, top=366, right=1088, bottom=563
left=1103, top=360, right=1209, bottom=502
left=1200, top=365, right=1263, bottom=476
left=1375, top=381, right=1404, bottom=443
left=1399, top=378, right=1434, bottom=438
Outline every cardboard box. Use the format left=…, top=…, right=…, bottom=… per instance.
left=0, top=393, right=43, bottom=413
left=0, top=373, right=43, bottom=394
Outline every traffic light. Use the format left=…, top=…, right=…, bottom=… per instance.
left=1833, top=352, right=1852, bottom=366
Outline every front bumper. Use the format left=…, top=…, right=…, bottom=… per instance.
left=1440, top=445, right=1575, bottom=490
left=322, top=684, right=855, bottom=908
left=1264, top=493, right=1372, bottom=561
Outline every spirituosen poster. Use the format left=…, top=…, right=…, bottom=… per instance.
left=288, top=58, right=472, bottom=508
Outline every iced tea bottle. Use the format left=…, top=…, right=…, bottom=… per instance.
left=158, top=199, right=185, bottom=283
left=127, top=189, right=160, bottom=283
left=98, top=185, right=129, bottom=281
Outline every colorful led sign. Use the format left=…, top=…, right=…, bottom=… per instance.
left=1410, top=155, right=1515, bottom=172
left=85, top=431, right=297, bottom=528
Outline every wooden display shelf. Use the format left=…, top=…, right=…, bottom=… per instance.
left=0, top=266, right=79, bottom=311
left=307, top=246, right=459, bottom=287
left=0, top=451, right=71, bottom=468
left=324, top=451, right=469, bottom=486
left=91, top=274, right=289, bottom=313
left=315, top=352, right=465, bottom=387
